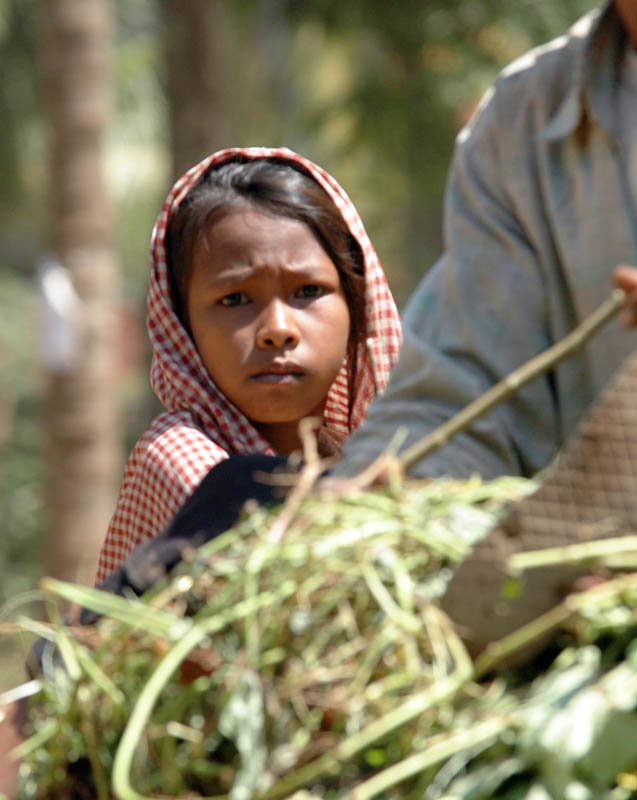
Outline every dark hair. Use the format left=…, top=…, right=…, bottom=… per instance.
left=166, top=156, right=367, bottom=419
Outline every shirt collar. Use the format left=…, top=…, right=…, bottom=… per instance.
left=541, top=2, right=626, bottom=142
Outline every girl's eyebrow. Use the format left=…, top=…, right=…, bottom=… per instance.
left=211, top=260, right=335, bottom=285
left=205, top=265, right=256, bottom=286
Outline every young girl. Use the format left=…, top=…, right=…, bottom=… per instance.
left=96, top=146, right=402, bottom=583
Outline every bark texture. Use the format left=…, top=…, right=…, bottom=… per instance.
left=164, top=0, right=232, bottom=178
left=39, top=0, right=121, bottom=586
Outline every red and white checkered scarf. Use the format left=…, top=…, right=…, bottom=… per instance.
left=96, top=147, right=402, bottom=582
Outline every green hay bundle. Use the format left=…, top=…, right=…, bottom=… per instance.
left=5, top=473, right=637, bottom=800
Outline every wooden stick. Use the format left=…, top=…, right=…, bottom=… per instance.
left=400, top=288, right=626, bottom=471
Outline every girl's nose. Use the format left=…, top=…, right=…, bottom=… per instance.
left=256, top=300, right=300, bottom=349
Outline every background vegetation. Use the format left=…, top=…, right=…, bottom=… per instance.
left=0, top=0, right=594, bottom=689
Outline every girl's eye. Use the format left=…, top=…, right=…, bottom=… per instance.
left=296, top=284, right=324, bottom=299
left=219, top=292, right=249, bottom=307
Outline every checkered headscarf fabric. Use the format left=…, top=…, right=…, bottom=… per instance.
left=96, top=147, right=402, bottom=583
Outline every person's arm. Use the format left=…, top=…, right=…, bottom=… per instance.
left=337, top=86, right=559, bottom=480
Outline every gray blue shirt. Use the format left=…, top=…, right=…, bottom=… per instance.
left=339, top=2, right=637, bottom=479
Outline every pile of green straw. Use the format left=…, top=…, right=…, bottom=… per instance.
left=5, top=473, right=637, bottom=800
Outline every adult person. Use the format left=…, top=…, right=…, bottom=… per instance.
left=336, top=0, right=637, bottom=481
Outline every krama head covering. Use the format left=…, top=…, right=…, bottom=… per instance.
left=96, top=146, right=402, bottom=583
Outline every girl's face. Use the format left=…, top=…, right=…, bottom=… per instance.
left=186, top=208, right=351, bottom=455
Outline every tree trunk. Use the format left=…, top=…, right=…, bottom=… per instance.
left=38, top=0, right=121, bottom=586
left=164, top=0, right=232, bottom=179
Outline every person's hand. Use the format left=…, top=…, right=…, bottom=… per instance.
left=613, top=265, right=637, bottom=327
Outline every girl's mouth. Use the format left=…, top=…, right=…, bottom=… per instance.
left=253, top=373, right=303, bottom=384
left=251, top=362, right=305, bottom=383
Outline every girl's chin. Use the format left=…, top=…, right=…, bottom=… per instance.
left=240, top=390, right=327, bottom=427
left=250, top=406, right=325, bottom=428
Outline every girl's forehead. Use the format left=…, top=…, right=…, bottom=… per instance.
left=200, top=208, right=322, bottom=254
left=191, top=210, right=340, bottom=286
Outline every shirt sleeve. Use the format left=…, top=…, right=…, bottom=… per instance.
left=336, top=83, right=560, bottom=480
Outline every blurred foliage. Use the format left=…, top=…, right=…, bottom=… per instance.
left=0, top=0, right=44, bottom=270
left=239, top=0, right=596, bottom=297
left=0, top=274, right=42, bottom=602
left=110, top=0, right=168, bottom=293
left=0, top=0, right=595, bottom=662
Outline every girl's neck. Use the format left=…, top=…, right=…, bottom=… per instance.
left=255, top=421, right=305, bottom=456
left=256, top=419, right=344, bottom=460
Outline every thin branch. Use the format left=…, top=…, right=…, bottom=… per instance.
left=509, top=534, right=637, bottom=572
